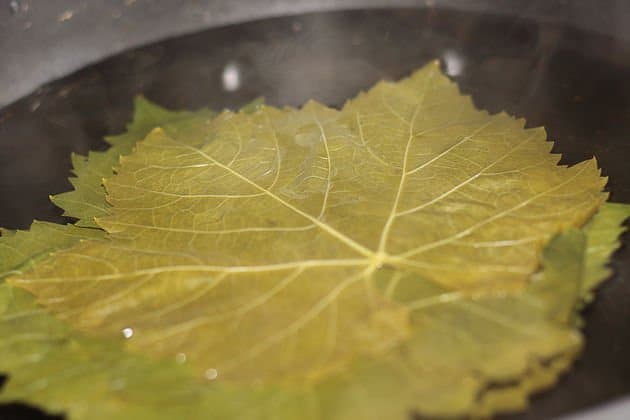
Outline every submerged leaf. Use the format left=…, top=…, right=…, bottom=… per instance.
left=356, top=229, right=586, bottom=418
left=579, top=202, right=630, bottom=304
left=0, top=222, right=104, bottom=280
left=10, top=63, right=606, bottom=378
left=312, top=204, right=627, bottom=418
left=0, top=283, right=199, bottom=420
left=1, top=62, right=627, bottom=419
left=50, top=97, right=214, bottom=227
left=1, top=205, right=626, bottom=419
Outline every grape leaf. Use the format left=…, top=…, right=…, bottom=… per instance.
left=579, top=202, right=630, bottom=304
left=9, top=62, right=606, bottom=380
left=1, top=204, right=627, bottom=419
left=50, top=97, right=214, bottom=227
left=358, top=229, right=586, bottom=418
left=0, top=222, right=104, bottom=280
left=308, top=208, right=629, bottom=418
left=1, top=276, right=313, bottom=420
left=1, top=62, right=625, bottom=419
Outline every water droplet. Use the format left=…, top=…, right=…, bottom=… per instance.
left=175, top=353, right=187, bottom=364
left=121, top=327, right=134, bottom=339
left=222, top=62, right=241, bottom=92
left=205, top=368, right=218, bottom=380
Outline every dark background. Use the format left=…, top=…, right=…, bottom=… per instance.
left=3, top=0, right=630, bottom=108
left=1, top=2, right=630, bottom=419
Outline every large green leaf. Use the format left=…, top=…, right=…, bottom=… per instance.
left=1, top=62, right=625, bottom=419
left=50, top=97, right=214, bottom=227
left=0, top=222, right=104, bottom=280
left=1, top=205, right=626, bottom=419
left=305, top=206, right=629, bottom=418
left=9, top=64, right=606, bottom=380
left=579, top=202, right=630, bottom=303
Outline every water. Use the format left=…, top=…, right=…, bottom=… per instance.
left=0, top=8, right=629, bottom=420
left=8, top=1, right=19, bottom=15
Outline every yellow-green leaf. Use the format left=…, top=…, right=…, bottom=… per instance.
left=340, top=63, right=605, bottom=290
left=0, top=222, right=104, bottom=280
left=315, top=203, right=628, bottom=418
left=580, top=202, right=630, bottom=304
left=2, top=62, right=623, bottom=419
left=2, top=208, right=626, bottom=419
left=50, top=97, right=214, bottom=227
left=10, top=62, right=605, bottom=379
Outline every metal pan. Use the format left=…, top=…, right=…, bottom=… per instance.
left=1, top=2, right=629, bottom=419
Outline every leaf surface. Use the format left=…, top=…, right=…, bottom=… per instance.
left=50, top=97, right=214, bottom=227
left=312, top=204, right=628, bottom=418
left=1, top=62, right=626, bottom=419
left=579, top=202, right=630, bottom=303
left=1, top=205, right=626, bottom=419
left=0, top=222, right=104, bottom=280
left=10, top=63, right=606, bottom=382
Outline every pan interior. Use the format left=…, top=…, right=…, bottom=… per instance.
left=0, top=8, right=629, bottom=420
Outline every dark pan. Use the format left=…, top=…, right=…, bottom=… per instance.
left=0, top=8, right=629, bottom=420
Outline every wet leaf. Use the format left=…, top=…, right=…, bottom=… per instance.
left=0, top=222, right=104, bottom=279
left=1, top=62, right=626, bottom=419
left=50, top=97, right=214, bottom=227
left=579, top=202, right=630, bottom=304
left=1, top=205, right=626, bottom=419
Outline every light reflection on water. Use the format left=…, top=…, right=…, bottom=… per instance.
left=121, top=327, right=134, bottom=339
left=442, top=50, right=464, bottom=77
left=176, top=352, right=187, bottom=364
left=205, top=368, right=218, bottom=380
left=222, top=62, right=241, bottom=92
